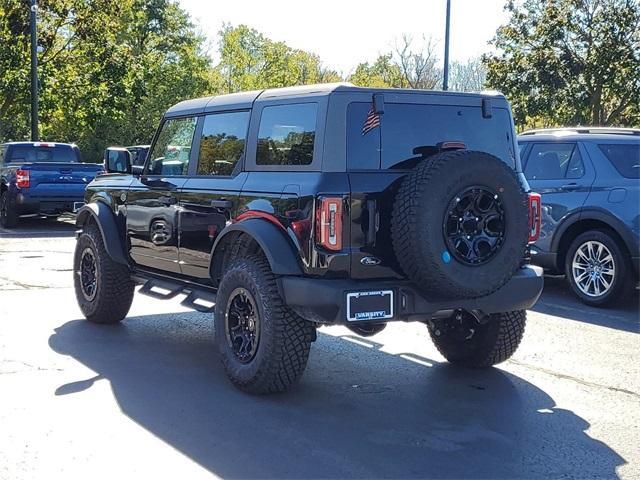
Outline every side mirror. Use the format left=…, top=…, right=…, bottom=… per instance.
left=104, top=147, right=132, bottom=174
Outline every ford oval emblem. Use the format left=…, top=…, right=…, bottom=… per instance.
left=360, top=256, right=381, bottom=266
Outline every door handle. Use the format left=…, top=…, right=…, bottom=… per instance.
left=210, top=199, right=233, bottom=209
left=159, top=195, right=177, bottom=206
left=561, top=183, right=580, bottom=191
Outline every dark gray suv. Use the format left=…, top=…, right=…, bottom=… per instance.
left=518, top=128, right=639, bottom=306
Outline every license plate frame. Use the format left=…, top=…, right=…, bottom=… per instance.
left=346, top=290, right=394, bottom=322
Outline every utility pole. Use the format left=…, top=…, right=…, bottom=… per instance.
left=442, top=0, right=451, bottom=91
left=30, top=0, right=38, bottom=141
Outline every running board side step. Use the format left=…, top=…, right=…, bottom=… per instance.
left=136, top=276, right=216, bottom=313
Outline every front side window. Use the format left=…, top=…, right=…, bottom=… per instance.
left=598, top=143, right=640, bottom=179
left=197, top=111, right=250, bottom=176
left=524, top=143, right=579, bottom=180
left=256, top=103, right=317, bottom=166
left=147, top=117, right=197, bottom=176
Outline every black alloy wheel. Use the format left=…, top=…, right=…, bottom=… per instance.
left=443, top=186, right=506, bottom=265
left=79, top=247, right=98, bottom=301
left=225, top=287, right=261, bottom=363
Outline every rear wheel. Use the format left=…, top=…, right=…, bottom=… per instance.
left=0, top=190, right=18, bottom=228
left=214, top=255, right=315, bottom=394
left=73, top=225, right=134, bottom=324
left=428, top=310, right=526, bottom=367
left=565, top=230, right=630, bottom=307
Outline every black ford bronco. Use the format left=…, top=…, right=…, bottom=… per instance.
left=74, top=83, right=544, bottom=394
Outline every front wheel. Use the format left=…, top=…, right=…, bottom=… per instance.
left=428, top=310, right=526, bottom=367
left=565, top=230, right=631, bottom=307
left=73, top=225, right=134, bottom=324
left=214, top=255, right=315, bottom=394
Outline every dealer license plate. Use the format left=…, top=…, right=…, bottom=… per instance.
left=346, top=290, right=394, bottom=322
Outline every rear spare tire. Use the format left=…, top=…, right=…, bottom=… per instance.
left=392, top=150, right=528, bottom=299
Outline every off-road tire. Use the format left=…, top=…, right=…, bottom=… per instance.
left=428, top=310, right=526, bottom=367
left=214, top=255, right=315, bottom=394
left=392, top=150, right=529, bottom=299
left=565, top=229, right=632, bottom=307
left=0, top=190, right=18, bottom=228
left=73, top=224, right=134, bottom=324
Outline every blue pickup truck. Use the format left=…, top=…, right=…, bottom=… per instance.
left=0, top=142, right=104, bottom=228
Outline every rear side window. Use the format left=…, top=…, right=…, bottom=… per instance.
left=256, top=103, right=317, bottom=166
left=524, top=143, right=584, bottom=180
left=7, top=145, right=77, bottom=163
left=347, top=103, right=516, bottom=170
left=598, top=143, right=640, bottom=179
left=197, top=111, right=250, bottom=176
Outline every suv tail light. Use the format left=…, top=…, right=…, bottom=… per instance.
left=528, top=192, right=542, bottom=243
left=316, top=196, right=343, bottom=251
left=16, top=169, right=30, bottom=188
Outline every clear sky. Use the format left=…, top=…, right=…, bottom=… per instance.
left=178, top=0, right=510, bottom=75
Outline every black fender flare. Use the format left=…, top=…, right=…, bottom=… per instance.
left=76, top=202, right=129, bottom=266
left=551, top=207, right=638, bottom=255
left=210, top=218, right=303, bottom=277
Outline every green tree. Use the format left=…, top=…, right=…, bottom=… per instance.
left=0, top=0, right=215, bottom=161
left=349, top=54, right=405, bottom=87
left=215, top=24, right=340, bottom=93
left=484, top=0, right=640, bottom=128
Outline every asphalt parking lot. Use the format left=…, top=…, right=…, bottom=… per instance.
left=1, top=217, right=638, bottom=479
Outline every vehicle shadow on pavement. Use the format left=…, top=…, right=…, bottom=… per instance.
left=49, top=313, right=625, bottom=479
left=533, top=275, right=639, bottom=333
left=0, top=216, right=76, bottom=238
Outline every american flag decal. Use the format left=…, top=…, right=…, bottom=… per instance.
left=362, top=105, right=381, bottom=135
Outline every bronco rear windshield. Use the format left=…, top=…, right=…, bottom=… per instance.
left=347, top=103, right=516, bottom=170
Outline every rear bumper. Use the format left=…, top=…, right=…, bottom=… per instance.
left=15, top=191, right=85, bottom=215
left=280, top=265, right=544, bottom=324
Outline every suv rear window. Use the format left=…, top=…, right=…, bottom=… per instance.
left=7, top=145, right=78, bottom=163
left=347, top=103, right=516, bottom=170
left=598, top=143, right=640, bottom=179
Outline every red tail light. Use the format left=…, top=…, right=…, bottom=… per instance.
left=316, top=196, right=343, bottom=251
left=528, top=192, right=542, bottom=243
left=16, top=169, right=30, bottom=188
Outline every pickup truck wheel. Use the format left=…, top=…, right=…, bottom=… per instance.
left=0, top=191, right=18, bottom=228
left=565, top=230, right=631, bottom=307
left=214, top=255, right=314, bottom=394
left=392, top=150, right=529, bottom=299
left=428, top=310, right=526, bottom=367
left=73, top=225, right=134, bottom=324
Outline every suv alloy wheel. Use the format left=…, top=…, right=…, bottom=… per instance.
left=565, top=230, right=631, bottom=306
